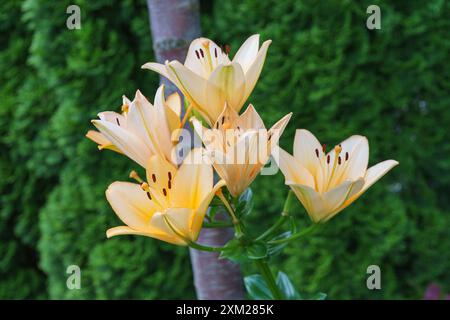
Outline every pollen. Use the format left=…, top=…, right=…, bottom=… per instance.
left=129, top=170, right=143, bottom=183
left=334, top=144, right=342, bottom=155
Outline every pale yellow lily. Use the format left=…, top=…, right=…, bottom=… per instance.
left=88, top=85, right=181, bottom=167
left=106, top=148, right=226, bottom=245
left=142, top=34, right=272, bottom=126
left=192, top=104, right=292, bottom=197
left=275, top=129, right=399, bottom=223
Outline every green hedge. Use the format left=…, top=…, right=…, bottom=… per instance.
left=205, top=0, right=450, bottom=299
left=0, top=0, right=448, bottom=299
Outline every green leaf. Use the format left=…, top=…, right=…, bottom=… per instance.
left=244, top=275, right=274, bottom=300
left=235, top=188, right=253, bottom=217
left=267, top=231, right=292, bottom=256
left=219, top=239, right=247, bottom=263
left=310, top=292, right=327, bottom=300
left=276, top=271, right=302, bottom=300
left=246, top=241, right=268, bottom=260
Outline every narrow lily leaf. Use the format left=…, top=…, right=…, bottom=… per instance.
left=246, top=240, right=268, bottom=260
left=276, top=271, right=302, bottom=300
left=244, top=275, right=274, bottom=300
left=267, top=231, right=292, bottom=256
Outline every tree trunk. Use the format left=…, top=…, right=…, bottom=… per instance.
left=146, top=0, right=245, bottom=300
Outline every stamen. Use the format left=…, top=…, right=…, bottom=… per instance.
left=322, top=144, right=327, bottom=153
left=225, top=45, right=231, bottom=55
left=345, top=152, right=349, bottom=161
left=327, top=155, right=330, bottom=164
left=152, top=174, right=156, bottom=183
left=195, top=50, right=200, bottom=59
left=338, top=156, right=342, bottom=165
left=129, top=170, right=143, bottom=183
left=168, top=172, right=172, bottom=180
left=168, top=180, right=172, bottom=189
left=162, top=188, right=167, bottom=196
left=334, top=144, right=342, bottom=155
left=315, top=148, right=319, bottom=158
left=140, top=182, right=150, bottom=191
left=146, top=192, right=152, bottom=200
left=199, top=48, right=205, bottom=58
left=116, top=118, right=120, bottom=126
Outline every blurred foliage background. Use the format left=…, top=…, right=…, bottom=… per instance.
left=0, top=0, right=449, bottom=299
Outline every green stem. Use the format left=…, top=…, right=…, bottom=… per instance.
left=256, top=216, right=287, bottom=241
left=216, top=191, right=239, bottom=225
left=203, top=221, right=234, bottom=228
left=255, top=259, right=283, bottom=300
left=256, top=190, right=295, bottom=241
left=268, top=223, right=321, bottom=245
left=187, top=240, right=225, bottom=252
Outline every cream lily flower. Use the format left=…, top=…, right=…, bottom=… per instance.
left=106, top=148, right=226, bottom=245
left=142, top=34, right=272, bottom=126
left=88, top=85, right=181, bottom=167
left=275, top=129, right=399, bottom=223
left=192, top=104, right=292, bottom=197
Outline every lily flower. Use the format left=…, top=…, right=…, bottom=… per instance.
left=142, top=34, right=272, bottom=126
left=106, top=149, right=226, bottom=245
left=192, top=104, right=291, bottom=197
left=88, top=85, right=181, bottom=167
left=275, top=129, right=399, bottom=223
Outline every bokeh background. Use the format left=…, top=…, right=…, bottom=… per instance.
left=1, top=0, right=449, bottom=299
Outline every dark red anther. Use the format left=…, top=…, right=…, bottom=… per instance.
left=322, top=144, right=326, bottom=153
left=146, top=192, right=152, bottom=200
left=152, top=174, right=156, bottom=183
left=338, top=156, right=342, bottom=165
left=225, top=45, right=231, bottom=55
left=168, top=180, right=172, bottom=189
left=327, top=155, right=330, bottom=164
left=162, top=188, right=167, bottom=196
left=168, top=172, right=172, bottom=180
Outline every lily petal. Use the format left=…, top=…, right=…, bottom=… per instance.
left=293, top=129, right=323, bottom=176
left=274, top=146, right=315, bottom=188
left=92, top=120, right=150, bottom=167
left=107, top=225, right=187, bottom=245
left=206, top=62, right=246, bottom=113
left=242, top=39, right=271, bottom=104
left=141, top=62, right=171, bottom=80
left=106, top=182, right=160, bottom=230
left=171, top=148, right=213, bottom=208
left=234, top=104, right=265, bottom=130
left=233, top=34, right=260, bottom=73
left=167, top=61, right=209, bottom=117
left=287, top=183, right=327, bottom=223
